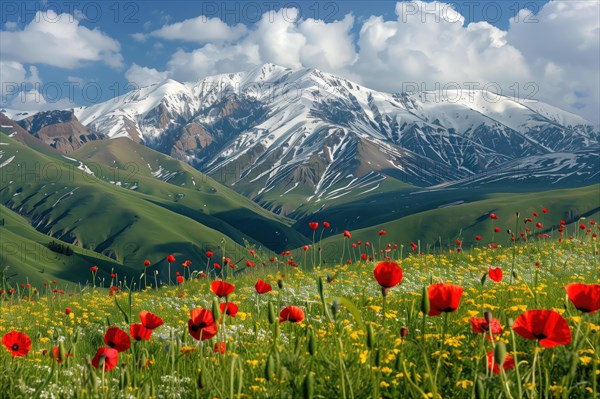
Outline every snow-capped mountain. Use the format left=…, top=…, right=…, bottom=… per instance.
left=24, top=64, right=600, bottom=206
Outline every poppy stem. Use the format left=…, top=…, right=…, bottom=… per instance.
left=509, top=324, right=524, bottom=398
left=510, top=213, right=519, bottom=285
left=381, top=291, right=386, bottom=329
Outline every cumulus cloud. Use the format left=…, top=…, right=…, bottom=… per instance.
left=148, top=15, right=248, bottom=43
left=1, top=10, right=123, bottom=69
left=0, top=62, right=42, bottom=100
left=353, top=1, right=532, bottom=94
left=506, top=0, right=599, bottom=121
left=129, top=1, right=598, bottom=122
left=125, top=64, right=170, bottom=88
left=162, top=8, right=356, bottom=80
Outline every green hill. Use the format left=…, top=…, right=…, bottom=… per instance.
left=0, top=132, right=308, bottom=285
left=319, top=184, right=600, bottom=262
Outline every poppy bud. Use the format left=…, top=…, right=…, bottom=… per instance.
left=400, top=327, right=409, bottom=338
left=475, top=377, right=485, bottom=399
left=374, top=348, right=381, bottom=367
left=307, top=328, right=316, bottom=356
left=197, top=369, right=206, bottom=389
left=480, top=272, right=487, bottom=285
left=303, top=373, right=315, bottom=399
left=366, top=324, right=375, bottom=349
left=277, top=279, right=284, bottom=289
left=484, top=311, right=493, bottom=324
left=494, top=341, right=507, bottom=366
left=265, top=355, right=275, bottom=381
left=59, top=342, right=67, bottom=364
left=268, top=302, right=277, bottom=324
left=330, top=300, right=341, bottom=319
left=420, top=286, right=430, bottom=315
left=211, top=298, right=221, bottom=321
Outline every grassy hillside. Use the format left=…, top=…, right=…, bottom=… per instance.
left=0, top=205, right=130, bottom=286
left=318, top=184, right=600, bottom=263
left=72, top=138, right=309, bottom=251
left=0, top=132, right=308, bottom=284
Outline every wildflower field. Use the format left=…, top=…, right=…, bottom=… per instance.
left=1, top=215, right=599, bottom=399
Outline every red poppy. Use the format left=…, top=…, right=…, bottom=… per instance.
left=533, top=212, right=538, bottom=217
left=565, top=284, right=600, bottom=313
left=104, top=327, right=131, bottom=352
left=488, top=267, right=503, bottom=282
left=214, top=263, right=221, bottom=269
left=512, top=310, right=571, bottom=347
left=542, top=208, right=548, bottom=213
left=65, top=308, right=72, bottom=315
left=536, top=222, right=543, bottom=229
left=176, top=275, right=185, bottom=284
left=378, top=230, right=387, bottom=236
left=166, top=255, right=175, bottom=263
left=46, top=346, right=71, bottom=363
left=471, top=317, right=502, bottom=336
left=111, top=273, right=116, bottom=279
left=255, top=280, right=272, bottom=294
left=144, top=259, right=151, bottom=267
left=323, top=221, right=331, bottom=228
left=211, top=281, right=235, bottom=297
left=182, top=260, right=192, bottom=267
left=2, top=331, right=32, bottom=357
left=219, top=302, right=238, bottom=317
left=427, top=284, right=464, bottom=316
left=410, top=242, right=418, bottom=251
left=280, top=306, right=305, bottom=323
left=373, top=261, right=403, bottom=288
left=486, top=351, right=515, bottom=375
left=489, top=213, right=498, bottom=219
left=579, top=223, right=586, bottom=230
left=475, top=236, right=482, bottom=241
left=361, top=253, right=367, bottom=260
left=139, top=311, right=164, bottom=330
left=188, top=308, right=218, bottom=340
left=90, top=265, right=98, bottom=272
left=303, top=245, right=310, bottom=251
left=343, top=230, right=352, bottom=239
left=456, top=239, right=462, bottom=246
left=213, top=342, right=226, bottom=354
left=494, top=227, right=500, bottom=233
left=308, top=222, right=319, bottom=230
left=206, top=250, right=214, bottom=258
left=91, top=347, right=119, bottom=371
left=130, top=324, right=152, bottom=341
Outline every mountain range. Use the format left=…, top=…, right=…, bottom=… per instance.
left=1, top=64, right=598, bottom=284
left=4, top=64, right=598, bottom=212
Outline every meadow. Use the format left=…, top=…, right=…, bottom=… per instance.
left=0, top=214, right=599, bottom=399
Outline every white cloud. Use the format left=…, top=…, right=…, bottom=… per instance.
left=148, top=16, right=247, bottom=43
left=7, top=89, right=76, bottom=112
left=352, top=1, right=532, bottom=94
left=4, top=21, right=18, bottom=30
left=131, top=32, right=147, bottom=42
left=0, top=62, right=41, bottom=100
left=162, top=8, right=356, bottom=81
left=506, top=1, right=599, bottom=122
left=125, top=64, right=170, bottom=88
left=1, top=10, right=123, bottom=69
left=127, top=1, right=599, bottom=122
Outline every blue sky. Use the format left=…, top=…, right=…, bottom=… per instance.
left=1, top=1, right=598, bottom=122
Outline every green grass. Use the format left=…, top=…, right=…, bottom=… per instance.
left=317, top=184, right=600, bottom=263
left=0, top=237, right=598, bottom=398
left=1, top=132, right=310, bottom=285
